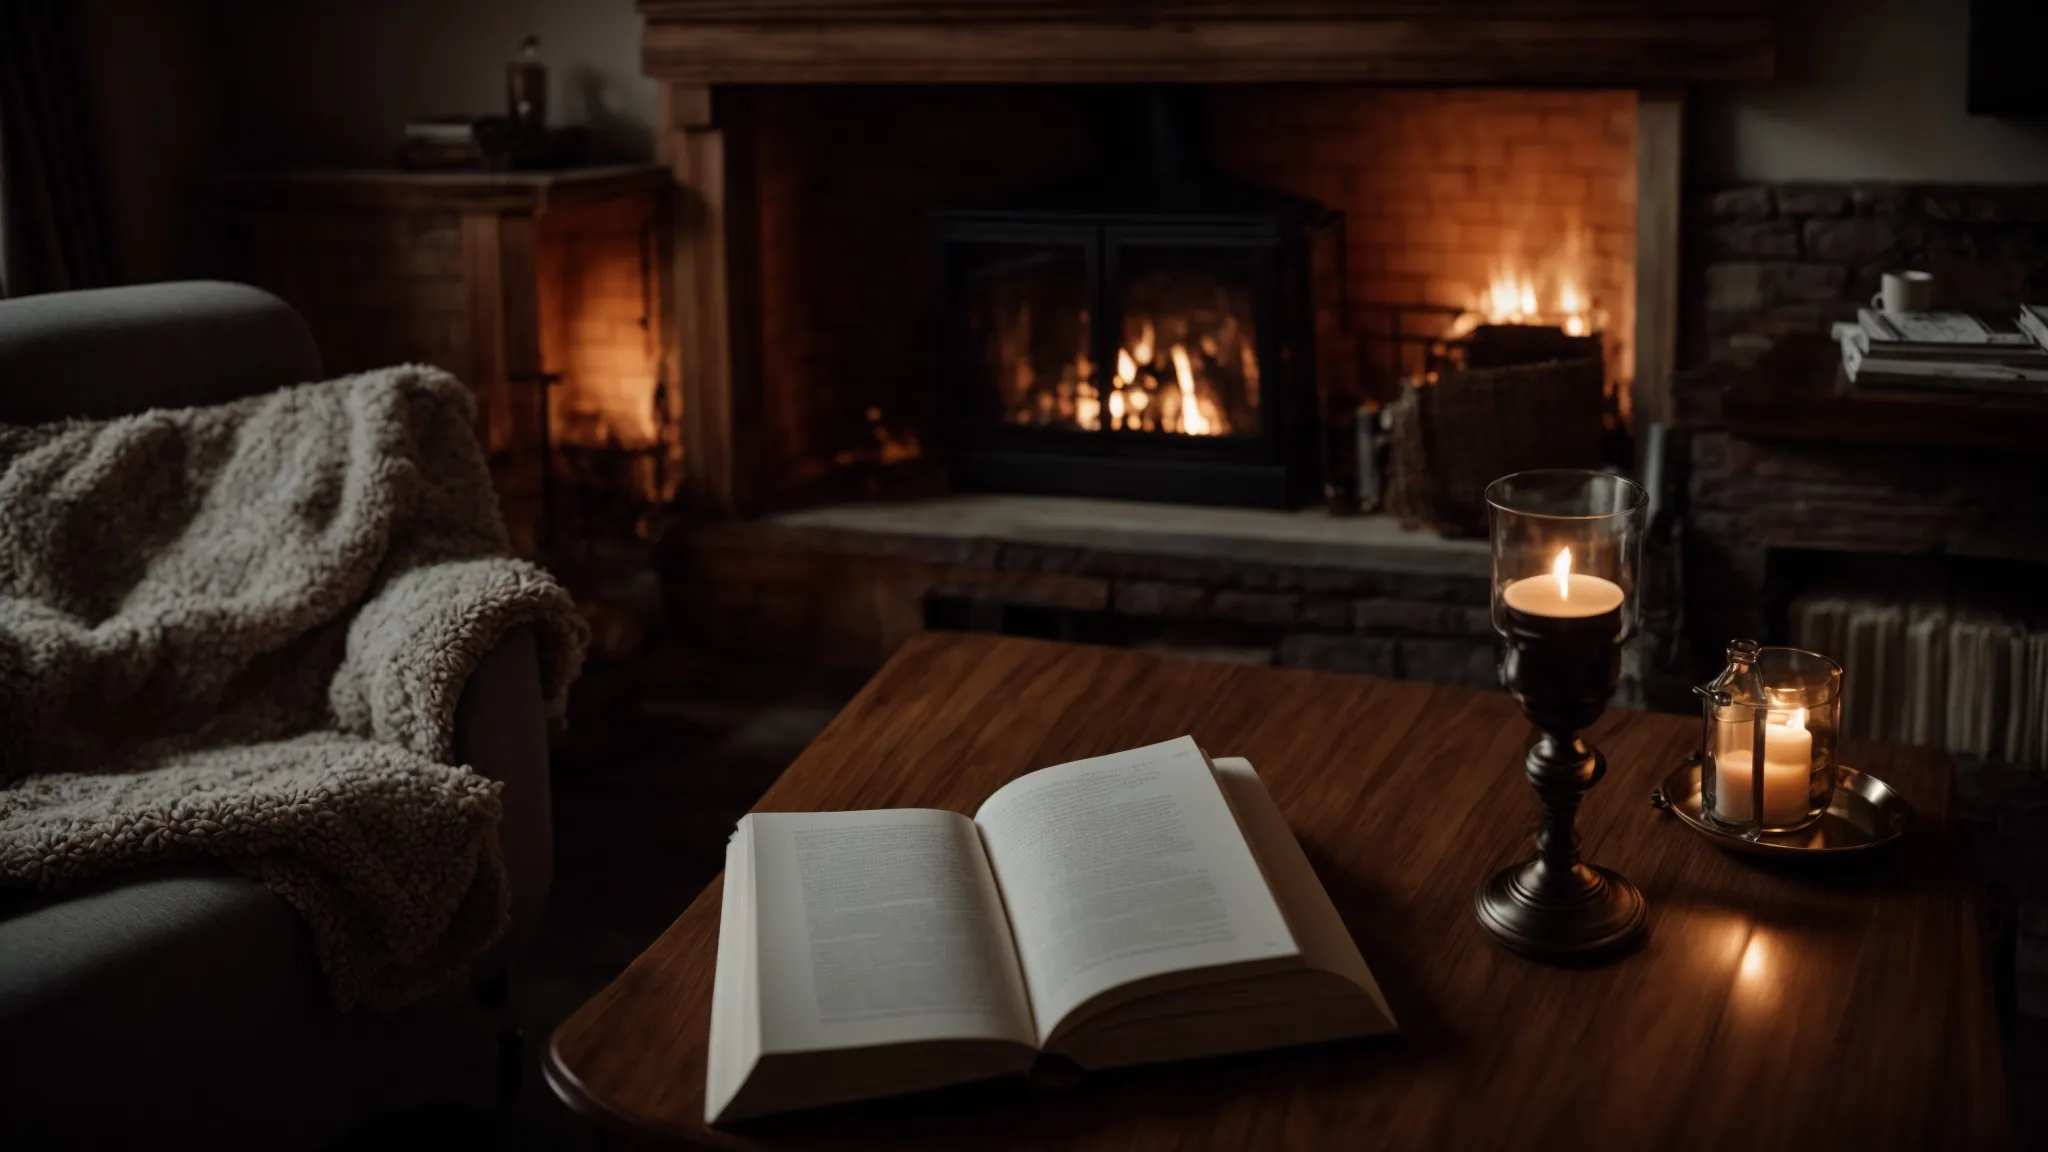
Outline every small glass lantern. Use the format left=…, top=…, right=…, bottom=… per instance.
left=1696, top=641, right=1844, bottom=836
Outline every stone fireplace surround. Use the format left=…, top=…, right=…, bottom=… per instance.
left=640, top=0, right=1778, bottom=679
left=643, top=0, right=1778, bottom=515
left=748, top=83, right=1640, bottom=505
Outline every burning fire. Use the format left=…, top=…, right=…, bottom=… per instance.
left=1451, top=267, right=1593, bottom=339
left=1557, top=283, right=1588, bottom=337
left=830, top=406, right=922, bottom=468
left=1446, top=225, right=1601, bottom=343
left=1168, top=344, right=1214, bottom=436
left=1429, top=230, right=1629, bottom=425
left=1009, top=317, right=1236, bottom=437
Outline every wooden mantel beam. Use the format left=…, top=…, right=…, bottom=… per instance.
left=639, top=1, right=1776, bottom=86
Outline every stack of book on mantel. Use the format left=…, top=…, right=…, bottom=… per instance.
left=1835, top=305, right=2048, bottom=395
left=398, top=116, right=491, bottom=170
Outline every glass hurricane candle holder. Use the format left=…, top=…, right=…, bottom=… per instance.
left=1476, top=469, right=1648, bottom=962
left=1697, top=641, right=1843, bottom=837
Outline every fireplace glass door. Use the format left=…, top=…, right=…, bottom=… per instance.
left=1106, top=240, right=1265, bottom=441
left=938, top=211, right=1323, bottom=508
left=955, top=236, right=1096, bottom=432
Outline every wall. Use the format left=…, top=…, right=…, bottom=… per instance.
left=211, top=0, right=658, bottom=168
left=1693, top=0, right=2048, bottom=183
left=75, top=0, right=657, bottom=282
left=1686, top=182, right=2048, bottom=360
left=77, top=0, right=224, bottom=283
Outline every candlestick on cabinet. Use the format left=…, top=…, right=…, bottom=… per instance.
left=1476, top=469, right=1647, bottom=962
left=1697, top=641, right=1843, bottom=838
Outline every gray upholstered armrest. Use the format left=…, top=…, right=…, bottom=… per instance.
left=0, top=281, right=322, bottom=424
left=452, top=624, right=553, bottom=962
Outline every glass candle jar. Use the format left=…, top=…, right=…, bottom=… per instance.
left=1486, top=469, right=1645, bottom=645
left=1697, top=641, right=1843, bottom=835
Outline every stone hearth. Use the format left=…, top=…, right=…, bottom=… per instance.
left=660, top=496, right=1503, bottom=685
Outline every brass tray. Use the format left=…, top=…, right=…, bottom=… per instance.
left=1650, top=760, right=1910, bottom=857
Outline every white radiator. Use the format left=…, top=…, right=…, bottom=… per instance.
left=1789, top=591, right=2048, bottom=765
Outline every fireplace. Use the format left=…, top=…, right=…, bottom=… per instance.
left=216, top=166, right=681, bottom=553
left=635, top=0, right=1776, bottom=676
left=936, top=89, right=1335, bottom=507
left=642, top=2, right=1767, bottom=518
left=695, top=81, right=1652, bottom=515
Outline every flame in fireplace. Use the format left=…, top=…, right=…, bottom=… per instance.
left=1557, top=282, right=1589, bottom=337
left=1464, top=267, right=1594, bottom=337
left=1449, top=225, right=1601, bottom=342
left=1168, top=344, right=1215, bottom=436
left=1003, top=313, right=1238, bottom=437
left=830, top=407, right=922, bottom=468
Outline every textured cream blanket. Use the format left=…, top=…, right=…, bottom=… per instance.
left=0, top=367, right=587, bottom=1010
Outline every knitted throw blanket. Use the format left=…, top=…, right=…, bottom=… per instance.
left=0, top=367, right=587, bottom=1010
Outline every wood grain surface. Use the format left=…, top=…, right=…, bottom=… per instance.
left=635, top=1, right=1778, bottom=86
left=547, top=632, right=2010, bottom=1149
left=1724, top=335, right=2048, bottom=455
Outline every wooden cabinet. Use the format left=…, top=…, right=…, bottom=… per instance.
left=219, top=164, right=676, bottom=552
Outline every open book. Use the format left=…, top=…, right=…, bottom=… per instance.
left=706, top=737, right=1395, bottom=1125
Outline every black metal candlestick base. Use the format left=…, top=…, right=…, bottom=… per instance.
left=1475, top=734, right=1646, bottom=960
left=1477, top=606, right=1646, bottom=962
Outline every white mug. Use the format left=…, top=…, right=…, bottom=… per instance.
left=1872, top=270, right=1935, bottom=314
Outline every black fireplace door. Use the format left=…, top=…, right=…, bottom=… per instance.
left=938, top=214, right=1313, bottom=508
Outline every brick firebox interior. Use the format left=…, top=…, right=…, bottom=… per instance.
left=746, top=85, right=1637, bottom=501
left=537, top=194, right=681, bottom=516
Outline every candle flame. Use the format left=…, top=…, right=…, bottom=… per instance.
left=1766, top=706, right=1807, bottom=731
left=1552, top=548, right=1571, bottom=599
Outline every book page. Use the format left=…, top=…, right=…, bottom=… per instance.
left=972, top=737, right=1298, bottom=1042
left=1209, top=757, right=1393, bottom=1025
left=705, top=834, right=757, bottom=1124
left=1882, top=311, right=2029, bottom=345
left=747, top=809, right=1037, bottom=1054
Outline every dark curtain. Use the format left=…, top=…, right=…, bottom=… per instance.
left=0, top=0, right=116, bottom=297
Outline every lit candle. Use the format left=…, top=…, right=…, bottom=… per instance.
left=1502, top=547, right=1625, bottom=621
left=1713, top=708, right=1813, bottom=826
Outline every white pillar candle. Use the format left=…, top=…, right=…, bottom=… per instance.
left=1501, top=547, right=1625, bottom=619
left=1712, top=709, right=1814, bottom=826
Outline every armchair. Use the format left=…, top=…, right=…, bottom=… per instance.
left=0, top=281, right=551, bottom=1148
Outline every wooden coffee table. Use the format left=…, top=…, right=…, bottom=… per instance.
left=546, top=633, right=2010, bottom=1148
